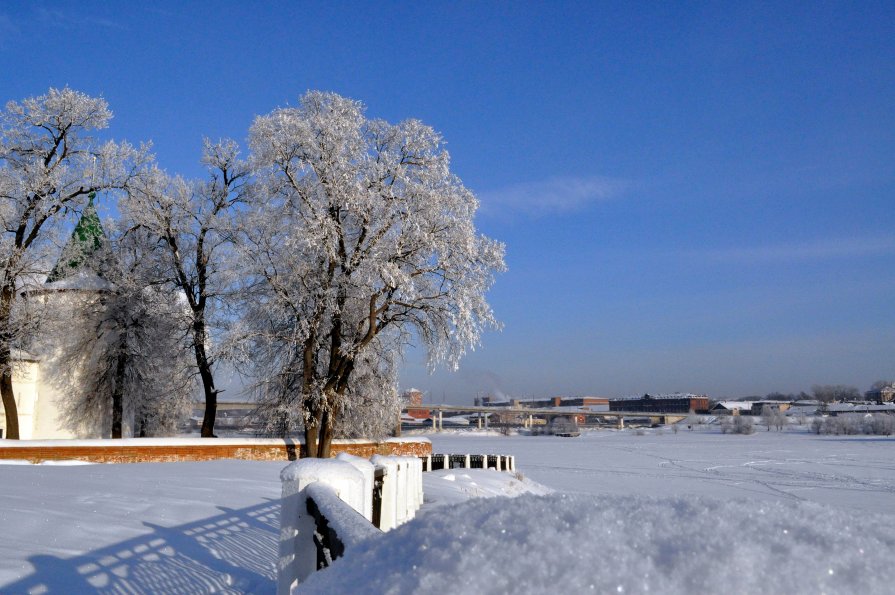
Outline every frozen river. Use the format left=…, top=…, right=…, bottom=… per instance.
left=428, top=427, right=895, bottom=514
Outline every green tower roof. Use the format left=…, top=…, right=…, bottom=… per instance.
left=46, top=193, right=109, bottom=283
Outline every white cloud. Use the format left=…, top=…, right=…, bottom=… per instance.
left=478, top=176, right=627, bottom=217
left=702, top=236, right=895, bottom=263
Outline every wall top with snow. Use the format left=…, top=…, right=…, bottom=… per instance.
left=0, top=436, right=432, bottom=464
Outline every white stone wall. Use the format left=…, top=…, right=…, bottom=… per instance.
left=0, top=358, right=81, bottom=440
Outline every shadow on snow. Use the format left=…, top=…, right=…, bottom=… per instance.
left=3, top=500, right=280, bottom=594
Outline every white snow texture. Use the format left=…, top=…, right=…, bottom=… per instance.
left=302, top=492, right=895, bottom=595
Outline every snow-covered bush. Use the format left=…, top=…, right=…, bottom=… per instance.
left=760, top=407, right=787, bottom=431
left=812, top=413, right=895, bottom=436
left=721, top=415, right=755, bottom=435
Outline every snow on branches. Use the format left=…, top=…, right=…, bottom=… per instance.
left=237, top=91, right=505, bottom=455
left=0, top=87, right=151, bottom=439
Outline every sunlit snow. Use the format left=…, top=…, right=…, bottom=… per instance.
left=1, top=428, right=894, bottom=594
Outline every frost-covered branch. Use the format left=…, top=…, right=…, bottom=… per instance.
left=236, top=91, right=505, bottom=456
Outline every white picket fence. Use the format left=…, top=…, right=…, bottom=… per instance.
left=423, top=453, right=516, bottom=472
left=277, top=452, right=517, bottom=592
left=277, top=454, right=423, bottom=594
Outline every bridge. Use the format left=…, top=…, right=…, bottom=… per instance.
left=202, top=402, right=689, bottom=430
left=403, top=404, right=688, bottom=429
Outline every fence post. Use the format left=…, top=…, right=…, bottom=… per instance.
left=371, top=455, right=398, bottom=531
left=335, top=453, right=375, bottom=522
left=278, top=459, right=366, bottom=594
left=415, top=457, right=424, bottom=506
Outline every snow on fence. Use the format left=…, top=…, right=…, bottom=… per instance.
left=370, top=455, right=424, bottom=531
left=0, top=436, right=432, bottom=464
left=278, top=452, right=517, bottom=591
left=278, top=455, right=424, bottom=593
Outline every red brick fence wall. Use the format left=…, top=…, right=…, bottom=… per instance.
left=0, top=437, right=431, bottom=464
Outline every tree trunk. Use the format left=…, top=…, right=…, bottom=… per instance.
left=200, top=384, right=217, bottom=438
left=190, top=316, right=218, bottom=438
left=318, top=408, right=334, bottom=458
left=0, top=368, right=19, bottom=440
left=111, top=349, right=127, bottom=439
left=0, top=286, right=19, bottom=440
left=304, top=421, right=319, bottom=458
left=303, top=395, right=327, bottom=457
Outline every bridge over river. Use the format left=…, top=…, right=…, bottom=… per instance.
left=403, top=404, right=688, bottom=430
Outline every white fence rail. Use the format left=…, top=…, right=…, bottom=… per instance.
left=371, top=455, right=423, bottom=531
left=423, top=453, right=515, bottom=472
left=277, top=455, right=424, bottom=593
left=278, top=452, right=517, bottom=591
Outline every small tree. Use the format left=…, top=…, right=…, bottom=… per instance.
left=40, top=224, right=193, bottom=438
left=238, top=91, right=505, bottom=457
left=722, top=415, right=754, bottom=435
left=123, top=139, right=248, bottom=437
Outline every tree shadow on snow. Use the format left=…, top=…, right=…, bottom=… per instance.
left=2, top=499, right=280, bottom=594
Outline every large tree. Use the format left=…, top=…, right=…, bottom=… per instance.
left=0, top=88, right=146, bottom=439
left=123, top=140, right=247, bottom=437
left=239, top=91, right=505, bottom=457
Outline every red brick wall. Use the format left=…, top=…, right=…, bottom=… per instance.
left=0, top=439, right=431, bottom=464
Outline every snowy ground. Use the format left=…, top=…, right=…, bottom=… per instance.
left=0, top=459, right=543, bottom=593
left=427, top=426, right=895, bottom=513
left=1, top=427, right=894, bottom=593
left=423, top=468, right=551, bottom=508
left=0, top=460, right=285, bottom=593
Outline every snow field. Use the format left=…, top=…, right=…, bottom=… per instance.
left=2, top=428, right=894, bottom=594
left=428, top=427, right=895, bottom=513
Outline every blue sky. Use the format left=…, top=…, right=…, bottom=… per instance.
left=1, top=2, right=893, bottom=401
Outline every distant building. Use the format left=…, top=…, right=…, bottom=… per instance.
left=509, top=396, right=610, bottom=411
left=711, top=401, right=754, bottom=415
left=402, top=389, right=430, bottom=420
left=481, top=395, right=510, bottom=406
left=750, top=401, right=792, bottom=415
left=610, top=394, right=710, bottom=414
left=865, top=384, right=895, bottom=404
left=884, top=386, right=895, bottom=403
left=825, top=403, right=895, bottom=416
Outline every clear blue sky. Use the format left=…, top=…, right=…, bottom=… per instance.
left=2, top=2, right=893, bottom=401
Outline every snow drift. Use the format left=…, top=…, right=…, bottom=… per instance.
left=301, top=492, right=895, bottom=594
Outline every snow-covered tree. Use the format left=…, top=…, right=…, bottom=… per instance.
left=122, top=139, right=248, bottom=437
left=237, top=91, right=505, bottom=456
left=0, top=88, right=148, bottom=439
left=40, top=222, right=193, bottom=438
left=760, top=406, right=786, bottom=431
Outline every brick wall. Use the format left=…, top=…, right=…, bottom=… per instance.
left=0, top=438, right=431, bottom=464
